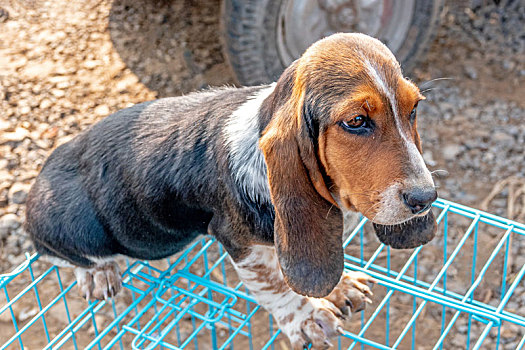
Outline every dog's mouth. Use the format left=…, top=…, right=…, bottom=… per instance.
left=372, top=211, right=437, bottom=249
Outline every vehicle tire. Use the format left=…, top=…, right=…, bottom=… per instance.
left=221, top=0, right=443, bottom=86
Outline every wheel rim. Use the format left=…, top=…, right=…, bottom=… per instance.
left=276, top=0, right=415, bottom=66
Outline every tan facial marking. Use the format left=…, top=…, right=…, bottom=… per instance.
left=286, top=33, right=435, bottom=225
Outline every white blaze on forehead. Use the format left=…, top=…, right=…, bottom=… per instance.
left=224, top=84, right=275, bottom=203
left=364, top=59, right=403, bottom=140
left=364, top=59, right=392, bottom=103
left=363, top=59, right=434, bottom=186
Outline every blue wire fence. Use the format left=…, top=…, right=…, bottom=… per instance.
left=1, top=198, right=524, bottom=349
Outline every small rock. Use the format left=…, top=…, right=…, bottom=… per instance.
left=94, top=104, right=110, bottom=116
left=39, top=98, right=53, bottom=109
left=19, top=105, right=31, bottom=115
left=0, top=213, right=21, bottom=239
left=8, top=183, right=31, bottom=204
left=492, top=131, right=514, bottom=146
left=51, top=89, right=65, bottom=98
left=0, top=120, right=12, bottom=131
left=22, top=238, right=33, bottom=251
left=464, top=65, right=478, bottom=79
left=0, top=7, right=9, bottom=23
left=0, top=189, right=7, bottom=207
left=56, top=81, right=69, bottom=89
left=22, top=61, right=56, bottom=78
left=84, top=60, right=101, bottom=69
left=0, top=169, right=12, bottom=182
left=11, top=56, right=28, bottom=69
left=505, top=342, right=519, bottom=350
left=41, top=126, right=59, bottom=139
left=8, top=252, right=26, bottom=266
left=457, top=324, right=468, bottom=334
left=514, top=255, right=525, bottom=270
left=500, top=324, right=519, bottom=340
left=0, top=127, right=30, bottom=144
left=423, top=150, right=437, bottom=166
left=0, top=306, right=13, bottom=323
left=505, top=300, right=520, bottom=312
left=442, top=144, right=462, bottom=161
left=501, top=59, right=515, bottom=71
left=18, top=307, right=38, bottom=322
left=452, top=333, right=467, bottom=347
left=88, top=314, right=109, bottom=335
left=116, top=75, right=139, bottom=92
left=507, top=126, right=519, bottom=136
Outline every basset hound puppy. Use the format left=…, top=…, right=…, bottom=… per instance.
left=26, top=33, right=437, bottom=349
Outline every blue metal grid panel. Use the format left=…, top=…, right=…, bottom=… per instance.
left=1, top=198, right=524, bottom=350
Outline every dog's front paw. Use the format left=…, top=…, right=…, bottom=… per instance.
left=280, top=271, right=376, bottom=350
left=74, top=262, right=122, bottom=301
left=278, top=298, right=343, bottom=350
left=324, top=271, right=376, bottom=316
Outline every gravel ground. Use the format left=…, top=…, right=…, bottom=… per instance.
left=0, top=0, right=524, bottom=348
left=414, top=0, right=525, bottom=210
left=2, top=0, right=523, bottom=266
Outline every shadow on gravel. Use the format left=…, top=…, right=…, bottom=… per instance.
left=108, top=0, right=235, bottom=97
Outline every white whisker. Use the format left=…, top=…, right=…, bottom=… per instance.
left=419, top=77, right=454, bottom=88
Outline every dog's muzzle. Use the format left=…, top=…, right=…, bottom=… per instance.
left=372, top=211, right=437, bottom=249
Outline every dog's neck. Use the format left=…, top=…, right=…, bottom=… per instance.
left=224, top=84, right=276, bottom=205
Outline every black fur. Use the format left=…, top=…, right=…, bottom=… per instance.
left=26, top=86, right=275, bottom=267
left=373, top=211, right=437, bottom=249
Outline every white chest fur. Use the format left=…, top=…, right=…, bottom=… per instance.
left=224, top=84, right=275, bottom=204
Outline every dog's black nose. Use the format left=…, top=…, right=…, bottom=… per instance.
left=402, top=187, right=437, bottom=214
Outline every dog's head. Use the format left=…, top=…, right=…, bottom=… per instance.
left=259, top=33, right=437, bottom=297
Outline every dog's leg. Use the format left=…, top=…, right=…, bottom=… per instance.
left=74, top=261, right=122, bottom=301
left=231, top=245, right=376, bottom=350
left=41, top=254, right=122, bottom=301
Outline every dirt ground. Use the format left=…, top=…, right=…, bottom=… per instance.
left=0, top=0, right=524, bottom=349
left=1, top=0, right=524, bottom=266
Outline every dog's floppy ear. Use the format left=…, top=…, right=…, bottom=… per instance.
left=259, top=79, right=343, bottom=298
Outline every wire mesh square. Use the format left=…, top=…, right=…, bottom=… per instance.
left=1, top=198, right=524, bottom=350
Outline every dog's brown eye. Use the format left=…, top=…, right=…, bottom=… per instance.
left=340, top=115, right=373, bottom=135
left=409, top=108, right=417, bottom=123
left=344, top=115, right=365, bottom=128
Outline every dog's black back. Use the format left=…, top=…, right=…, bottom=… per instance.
left=26, top=86, right=274, bottom=267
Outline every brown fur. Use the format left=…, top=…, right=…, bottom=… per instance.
left=258, top=33, right=431, bottom=297
left=259, top=110, right=343, bottom=297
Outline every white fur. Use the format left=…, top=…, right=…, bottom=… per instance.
left=42, top=255, right=74, bottom=268
left=370, top=182, right=406, bottom=224
left=364, top=59, right=391, bottom=100
left=74, top=267, right=92, bottom=292
left=224, top=85, right=276, bottom=204
left=74, top=261, right=122, bottom=301
left=42, top=254, right=120, bottom=269
left=87, top=255, right=120, bottom=263
left=231, top=245, right=374, bottom=347
left=231, top=245, right=317, bottom=344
